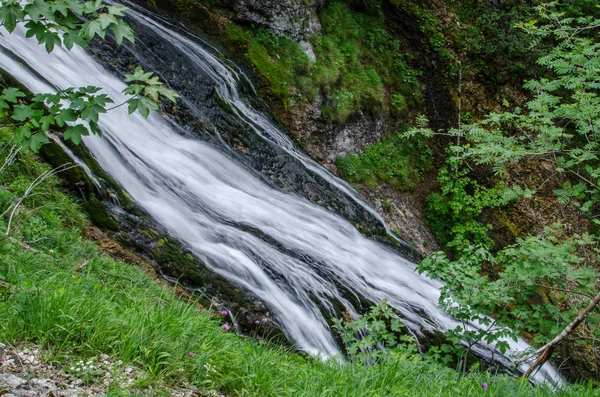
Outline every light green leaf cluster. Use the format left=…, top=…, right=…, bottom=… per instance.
left=456, top=7, right=600, bottom=218
left=123, top=66, right=179, bottom=118
left=0, top=0, right=134, bottom=51
left=0, top=0, right=179, bottom=151
left=420, top=225, right=599, bottom=352
left=0, top=86, right=114, bottom=149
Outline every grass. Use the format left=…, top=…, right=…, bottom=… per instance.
left=335, top=132, right=432, bottom=191
left=224, top=2, right=422, bottom=123
left=0, top=128, right=598, bottom=395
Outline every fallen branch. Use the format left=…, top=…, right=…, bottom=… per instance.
left=516, top=289, right=600, bottom=377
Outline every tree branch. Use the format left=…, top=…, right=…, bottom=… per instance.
left=515, top=289, right=600, bottom=376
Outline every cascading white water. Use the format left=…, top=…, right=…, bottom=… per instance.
left=0, top=5, right=562, bottom=384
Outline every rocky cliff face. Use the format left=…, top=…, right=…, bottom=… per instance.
left=215, top=0, right=327, bottom=39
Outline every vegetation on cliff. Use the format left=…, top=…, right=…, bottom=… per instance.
left=398, top=2, right=600, bottom=381
left=223, top=1, right=422, bottom=122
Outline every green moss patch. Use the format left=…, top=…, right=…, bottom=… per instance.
left=335, top=133, right=432, bottom=191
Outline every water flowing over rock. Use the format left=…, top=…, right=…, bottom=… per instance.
left=0, top=0, right=562, bottom=384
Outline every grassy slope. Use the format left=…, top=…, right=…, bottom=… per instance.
left=0, top=133, right=598, bottom=396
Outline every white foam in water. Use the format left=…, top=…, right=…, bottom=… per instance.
left=0, top=7, right=563, bottom=384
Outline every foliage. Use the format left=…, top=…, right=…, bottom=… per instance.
left=423, top=159, right=533, bottom=253
left=0, top=0, right=134, bottom=50
left=447, top=7, right=600, bottom=224
left=0, top=132, right=597, bottom=396
left=450, top=0, right=543, bottom=84
left=406, top=2, right=600, bottom=374
left=246, top=27, right=315, bottom=106
left=332, top=300, right=417, bottom=365
left=0, top=0, right=178, bottom=151
left=404, top=114, right=532, bottom=251
left=420, top=227, right=599, bottom=358
left=335, top=132, right=432, bottom=191
left=313, top=2, right=421, bottom=123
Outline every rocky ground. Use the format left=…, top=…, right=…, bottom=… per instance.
left=0, top=343, right=214, bottom=397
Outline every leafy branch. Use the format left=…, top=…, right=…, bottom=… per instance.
left=0, top=1, right=179, bottom=151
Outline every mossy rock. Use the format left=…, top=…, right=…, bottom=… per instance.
left=84, top=194, right=119, bottom=231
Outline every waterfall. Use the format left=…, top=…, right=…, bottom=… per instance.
left=0, top=2, right=562, bottom=384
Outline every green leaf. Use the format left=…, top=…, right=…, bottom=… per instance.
left=64, top=124, right=89, bottom=145
left=136, top=99, right=150, bottom=118
left=139, top=96, right=158, bottom=115
left=24, top=0, right=52, bottom=23
left=127, top=98, right=139, bottom=115
left=107, top=5, right=128, bottom=16
left=52, top=0, right=71, bottom=16
left=30, top=132, right=50, bottom=151
left=97, top=13, right=117, bottom=30
left=62, top=32, right=75, bottom=50
left=123, top=84, right=143, bottom=96
left=39, top=116, right=54, bottom=132
left=83, top=0, right=104, bottom=13
left=59, top=108, right=79, bottom=122
left=124, top=66, right=153, bottom=83
left=2, top=88, right=26, bottom=103
left=143, top=85, right=161, bottom=101
left=0, top=2, right=25, bottom=32
left=159, top=86, right=179, bottom=102
left=89, top=121, right=102, bottom=135
left=79, top=19, right=105, bottom=41
left=80, top=104, right=106, bottom=123
left=24, top=20, right=48, bottom=41
left=110, top=19, right=135, bottom=45
left=15, top=125, right=31, bottom=143
left=43, top=32, right=62, bottom=53
left=11, top=105, right=34, bottom=121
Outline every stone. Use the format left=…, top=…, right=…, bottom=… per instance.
left=10, top=390, right=38, bottom=397
left=30, top=378, right=58, bottom=393
left=57, top=389, right=87, bottom=397
left=217, top=0, right=327, bottom=39
left=0, top=373, right=27, bottom=389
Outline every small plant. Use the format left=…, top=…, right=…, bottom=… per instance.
left=332, top=300, right=418, bottom=365
left=66, top=357, right=107, bottom=384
